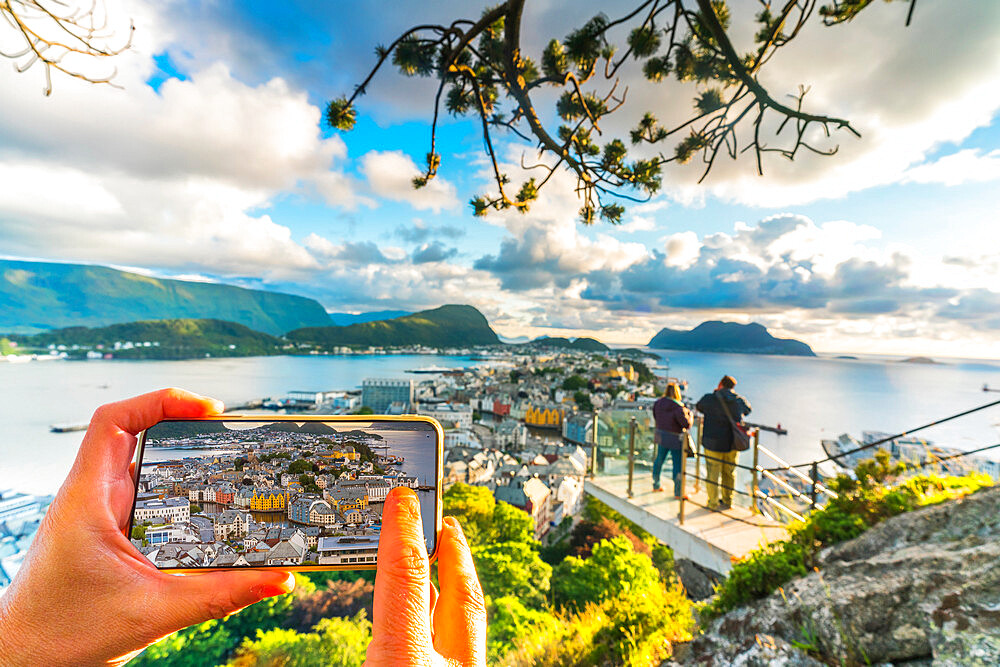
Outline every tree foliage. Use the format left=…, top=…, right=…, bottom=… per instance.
left=227, top=612, right=371, bottom=667
left=552, top=535, right=662, bottom=610
left=328, top=0, right=916, bottom=225
left=288, top=459, right=315, bottom=475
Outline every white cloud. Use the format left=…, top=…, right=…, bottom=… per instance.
left=662, top=231, right=700, bottom=268
left=618, top=216, right=656, bottom=233
left=901, top=148, right=1000, bottom=186
left=359, top=150, right=459, bottom=213
left=0, top=2, right=371, bottom=277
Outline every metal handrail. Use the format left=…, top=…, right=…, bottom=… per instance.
left=757, top=444, right=839, bottom=499
left=758, top=467, right=815, bottom=506
left=755, top=489, right=806, bottom=522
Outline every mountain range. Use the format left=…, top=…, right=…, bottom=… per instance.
left=0, top=259, right=332, bottom=335
left=287, top=305, right=500, bottom=347
left=327, top=310, right=411, bottom=326
left=1, top=259, right=816, bottom=357
left=16, top=319, right=284, bottom=359
left=525, top=336, right=610, bottom=352
left=648, top=321, right=815, bottom=356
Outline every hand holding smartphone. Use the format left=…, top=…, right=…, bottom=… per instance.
left=127, top=415, right=443, bottom=572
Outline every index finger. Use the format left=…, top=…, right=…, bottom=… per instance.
left=80, top=388, right=224, bottom=475
left=368, top=487, right=433, bottom=665
left=90, top=387, right=224, bottom=436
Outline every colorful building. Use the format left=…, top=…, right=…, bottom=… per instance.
left=525, top=405, right=565, bottom=429
left=249, top=488, right=289, bottom=512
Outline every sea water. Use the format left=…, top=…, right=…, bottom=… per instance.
left=0, top=354, right=480, bottom=495
left=1, top=352, right=998, bottom=495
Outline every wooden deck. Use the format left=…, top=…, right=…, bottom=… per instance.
left=585, top=474, right=789, bottom=574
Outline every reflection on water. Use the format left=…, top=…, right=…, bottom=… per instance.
left=198, top=501, right=291, bottom=527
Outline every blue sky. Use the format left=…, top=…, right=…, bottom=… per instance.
left=1, top=0, right=998, bottom=357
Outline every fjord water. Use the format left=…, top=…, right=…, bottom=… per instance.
left=661, top=350, right=1000, bottom=466
left=1, top=352, right=998, bottom=495
left=0, top=354, right=480, bottom=495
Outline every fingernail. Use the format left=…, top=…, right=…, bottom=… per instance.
left=252, top=572, right=295, bottom=598
left=210, top=399, right=225, bottom=413
left=445, top=517, right=469, bottom=545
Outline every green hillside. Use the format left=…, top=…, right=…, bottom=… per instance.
left=648, top=321, right=815, bottom=356
left=15, top=319, right=285, bottom=359
left=287, top=304, right=500, bottom=348
left=0, top=259, right=332, bottom=335
left=524, top=336, right=611, bottom=352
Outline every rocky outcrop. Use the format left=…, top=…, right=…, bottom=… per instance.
left=674, top=558, right=722, bottom=602
left=670, top=486, right=1000, bottom=666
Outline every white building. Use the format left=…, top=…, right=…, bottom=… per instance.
left=213, top=510, right=252, bottom=541
left=420, top=402, right=473, bottom=429
left=444, top=429, right=480, bottom=449
left=317, top=535, right=379, bottom=566
left=133, top=497, right=190, bottom=524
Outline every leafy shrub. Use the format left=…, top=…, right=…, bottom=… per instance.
left=569, top=516, right=649, bottom=559
left=596, top=582, right=693, bottom=667
left=702, top=540, right=808, bottom=616
left=286, top=578, right=374, bottom=631
left=702, top=465, right=992, bottom=619
left=502, top=559, right=693, bottom=666
left=487, top=595, right=563, bottom=663
left=552, top=536, right=663, bottom=610
left=474, top=541, right=552, bottom=608
left=443, top=483, right=534, bottom=547
left=132, top=574, right=314, bottom=666
left=227, top=611, right=371, bottom=667
left=133, top=619, right=234, bottom=667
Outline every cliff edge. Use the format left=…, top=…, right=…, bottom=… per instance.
left=670, top=485, right=1000, bottom=666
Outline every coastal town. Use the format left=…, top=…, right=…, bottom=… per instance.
left=117, top=345, right=659, bottom=570
left=5, top=342, right=998, bottom=585
left=132, top=419, right=434, bottom=569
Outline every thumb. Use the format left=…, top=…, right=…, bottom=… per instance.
left=151, top=569, right=295, bottom=632
left=368, top=487, right=433, bottom=665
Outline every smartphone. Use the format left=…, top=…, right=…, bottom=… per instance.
left=127, top=415, right=443, bottom=572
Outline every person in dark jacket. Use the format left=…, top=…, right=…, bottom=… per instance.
left=695, top=375, right=751, bottom=510
left=651, top=382, right=692, bottom=497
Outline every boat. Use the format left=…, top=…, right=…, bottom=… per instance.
left=50, top=423, right=88, bottom=433
left=405, top=365, right=462, bottom=374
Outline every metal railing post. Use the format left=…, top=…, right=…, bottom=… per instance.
left=627, top=416, right=636, bottom=498
left=590, top=411, right=599, bottom=477
left=751, top=429, right=760, bottom=514
left=809, top=461, right=819, bottom=511
left=679, top=443, right=687, bottom=525
left=694, top=415, right=703, bottom=493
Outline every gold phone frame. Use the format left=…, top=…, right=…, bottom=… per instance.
left=128, top=414, right=444, bottom=573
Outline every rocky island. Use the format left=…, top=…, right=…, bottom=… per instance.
left=648, top=321, right=816, bottom=356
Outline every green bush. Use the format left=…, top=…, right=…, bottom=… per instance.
left=487, top=595, right=562, bottom=663
left=702, top=464, right=992, bottom=620
left=552, top=536, right=663, bottom=611
left=473, top=541, right=552, bottom=608
left=227, top=612, right=371, bottom=667
left=132, top=574, right=315, bottom=666
left=502, top=561, right=693, bottom=666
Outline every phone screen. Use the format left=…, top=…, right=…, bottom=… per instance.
left=128, top=417, right=441, bottom=571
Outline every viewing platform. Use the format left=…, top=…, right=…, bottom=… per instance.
left=585, top=474, right=788, bottom=575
